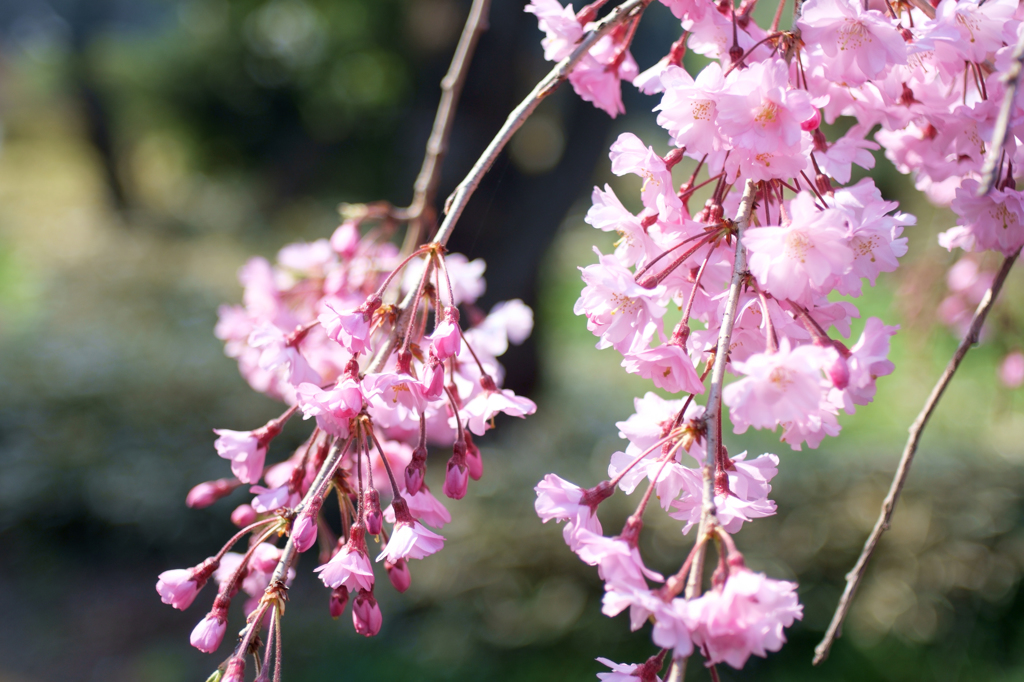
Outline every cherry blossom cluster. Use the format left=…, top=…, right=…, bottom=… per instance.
left=157, top=213, right=536, bottom=679
left=523, top=0, right=1024, bottom=673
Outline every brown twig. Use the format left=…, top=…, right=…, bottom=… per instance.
left=978, top=26, right=1024, bottom=195
left=400, top=0, right=491, bottom=251
left=813, top=248, right=1021, bottom=665
left=432, top=0, right=652, bottom=247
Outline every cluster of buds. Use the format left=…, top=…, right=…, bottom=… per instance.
left=530, top=0, right=1024, bottom=674
left=158, top=212, right=537, bottom=677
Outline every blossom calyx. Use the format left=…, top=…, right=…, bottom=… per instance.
left=364, top=489, right=383, bottom=536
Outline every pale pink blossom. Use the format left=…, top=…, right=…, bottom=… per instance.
left=156, top=569, right=202, bottom=610
left=213, top=429, right=266, bottom=485
left=575, top=248, right=667, bottom=353
left=459, top=386, right=537, bottom=436
left=316, top=530, right=375, bottom=592
left=573, top=530, right=664, bottom=589
left=429, top=307, right=462, bottom=360
left=939, top=179, right=1024, bottom=256
left=717, top=60, right=815, bottom=156
left=384, top=487, right=452, bottom=528
left=799, top=0, right=907, bottom=84
left=724, top=340, right=833, bottom=432
left=686, top=569, right=803, bottom=669
left=621, top=343, right=705, bottom=394
left=525, top=0, right=582, bottom=62
left=609, top=133, right=682, bottom=216
left=319, top=300, right=376, bottom=355
left=462, top=299, right=534, bottom=357
left=535, top=474, right=605, bottom=549
left=377, top=501, right=445, bottom=562
left=656, top=63, right=728, bottom=156
left=295, top=379, right=363, bottom=437
left=744, top=194, right=854, bottom=304
left=835, top=317, right=899, bottom=410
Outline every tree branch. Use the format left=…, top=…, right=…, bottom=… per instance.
left=978, top=26, right=1024, bottom=195
left=400, top=0, right=491, bottom=250
left=683, top=181, right=757, bottom=602
left=812, top=248, right=1021, bottom=665
left=431, top=0, right=652, bottom=247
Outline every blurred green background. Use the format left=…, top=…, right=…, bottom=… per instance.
left=3, top=1, right=1024, bottom=681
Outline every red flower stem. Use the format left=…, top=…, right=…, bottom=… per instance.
left=371, top=246, right=433, bottom=301
left=400, top=255, right=436, bottom=355
left=678, top=242, right=718, bottom=329
left=444, top=386, right=466, bottom=444
left=639, top=234, right=718, bottom=288
left=213, top=518, right=280, bottom=563
left=218, top=524, right=282, bottom=606
left=678, top=171, right=726, bottom=202
left=628, top=441, right=683, bottom=524
left=609, top=429, right=686, bottom=489
left=635, top=231, right=715, bottom=280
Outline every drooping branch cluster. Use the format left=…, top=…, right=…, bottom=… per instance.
left=530, top=0, right=1024, bottom=676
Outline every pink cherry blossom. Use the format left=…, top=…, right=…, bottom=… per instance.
left=429, top=307, right=462, bottom=360
left=377, top=502, right=445, bottom=563
left=744, top=193, right=854, bottom=304
left=621, top=342, right=705, bottom=394
left=316, top=531, right=375, bottom=592
left=295, top=379, right=363, bottom=437
left=575, top=248, right=667, bottom=354
left=596, top=657, right=663, bottom=682
left=384, top=487, right=452, bottom=529
left=573, top=530, right=664, bottom=589
left=939, top=179, right=1024, bottom=256
left=156, top=569, right=201, bottom=610
left=459, top=385, right=537, bottom=436
left=717, top=60, right=815, bottom=156
left=799, top=0, right=907, bottom=85
left=686, top=568, right=803, bottom=669
left=213, top=429, right=266, bottom=485
left=525, top=0, right=582, bottom=61
left=656, top=63, right=728, bottom=156
left=723, top=339, right=834, bottom=433
left=535, top=474, right=605, bottom=549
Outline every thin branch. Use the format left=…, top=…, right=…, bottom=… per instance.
left=432, top=0, right=652, bottom=247
left=979, top=26, right=1024, bottom=195
left=813, top=248, right=1021, bottom=665
left=400, top=0, right=491, bottom=250
left=685, top=179, right=757, bottom=603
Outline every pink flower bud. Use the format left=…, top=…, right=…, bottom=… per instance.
left=827, top=354, right=850, bottom=390
left=800, top=108, right=821, bottom=131
left=364, top=489, right=383, bottom=536
left=352, top=589, right=383, bottom=637
left=428, top=307, right=462, bottom=360
left=292, top=512, right=318, bottom=552
left=156, top=569, right=199, bottom=610
left=190, top=609, right=227, bottom=653
left=405, top=445, right=428, bottom=494
left=464, top=433, right=483, bottom=481
left=330, top=220, right=360, bottom=258
left=231, top=504, right=257, bottom=527
left=443, top=438, right=469, bottom=500
left=186, top=478, right=237, bottom=509
left=385, top=558, right=412, bottom=593
left=329, top=586, right=350, bottom=618
left=223, top=657, right=246, bottom=682
left=421, top=355, right=445, bottom=399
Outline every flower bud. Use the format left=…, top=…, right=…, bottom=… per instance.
left=292, top=512, right=318, bottom=552
left=231, top=503, right=257, bottom=528
left=405, top=445, right=427, bottom=495
left=827, top=354, right=850, bottom=390
left=385, top=558, right=412, bottom=593
left=464, top=433, right=483, bottom=481
left=352, top=589, right=383, bottom=637
left=329, top=586, right=350, bottom=618
left=156, top=569, right=200, bottom=610
left=443, top=440, right=469, bottom=500
left=186, top=478, right=237, bottom=509
left=190, top=604, right=228, bottom=653
left=364, top=489, right=383, bottom=535
left=800, top=108, right=821, bottom=132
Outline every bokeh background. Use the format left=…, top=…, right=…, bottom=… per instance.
left=3, top=1, right=1024, bottom=681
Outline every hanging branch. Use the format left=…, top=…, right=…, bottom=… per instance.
left=978, top=26, right=1024, bottom=195
left=432, top=0, right=652, bottom=247
left=400, top=0, right=492, bottom=250
left=813, top=248, right=1021, bottom=665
